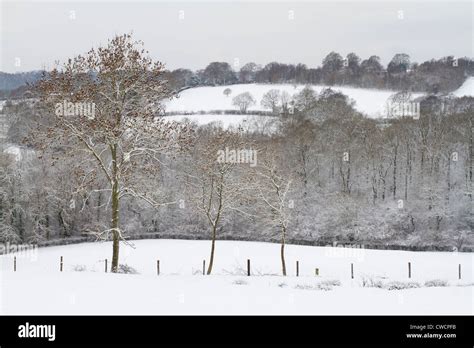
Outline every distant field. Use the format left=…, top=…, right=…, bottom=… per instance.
left=165, top=83, right=423, bottom=118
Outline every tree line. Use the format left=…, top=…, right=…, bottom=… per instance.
left=166, top=53, right=474, bottom=93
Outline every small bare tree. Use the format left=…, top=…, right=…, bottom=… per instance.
left=223, top=88, right=232, bottom=97
left=186, top=129, right=253, bottom=275
left=34, top=34, right=193, bottom=272
left=232, top=92, right=256, bottom=113
left=260, top=89, right=281, bottom=113
left=280, top=91, right=292, bottom=114
left=254, top=144, right=294, bottom=276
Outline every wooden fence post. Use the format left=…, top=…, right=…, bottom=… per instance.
left=60, top=256, right=63, bottom=272
left=14, top=256, right=16, bottom=272
left=105, top=259, right=108, bottom=273
left=458, top=264, right=461, bottom=280
left=408, top=262, right=411, bottom=278
left=296, top=261, right=299, bottom=277
left=203, top=260, right=206, bottom=275
left=351, top=263, right=354, bottom=279
left=315, top=268, right=319, bottom=276
left=157, top=260, right=160, bottom=276
left=247, top=259, right=251, bottom=276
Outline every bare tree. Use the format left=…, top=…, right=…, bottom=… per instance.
left=186, top=128, right=253, bottom=275
left=232, top=92, right=256, bottom=113
left=254, top=144, right=294, bottom=276
left=260, top=89, right=281, bottom=113
left=34, top=34, right=192, bottom=272
left=294, top=86, right=317, bottom=112
left=223, top=88, right=232, bottom=97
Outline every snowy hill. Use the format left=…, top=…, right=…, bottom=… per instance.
left=452, top=76, right=474, bottom=97
left=1, top=239, right=472, bottom=315
left=165, top=84, right=423, bottom=119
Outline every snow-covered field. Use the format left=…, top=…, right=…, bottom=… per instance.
left=453, top=76, right=474, bottom=97
left=1, top=239, right=472, bottom=315
left=165, top=84, right=423, bottom=118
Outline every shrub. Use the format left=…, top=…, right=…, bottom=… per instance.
left=72, top=264, right=87, bottom=272
left=294, top=281, right=339, bottom=291
left=384, top=281, right=420, bottom=290
left=117, top=264, right=139, bottom=274
left=223, top=88, right=232, bottom=97
left=360, top=275, right=384, bottom=288
left=321, top=279, right=341, bottom=287
left=233, top=279, right=248, bottom=285
left=424, top=279, right=449, bottom=287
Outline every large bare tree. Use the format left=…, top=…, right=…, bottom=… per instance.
left=34, top=34, right=192, bottom=272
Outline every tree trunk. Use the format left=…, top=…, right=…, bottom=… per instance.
left=111, top=144, right=120, bottom=273
left=206, top=224, right=217, bottom=275
left=281, top=226, right=287, bottom=276
left=111, top=183, right=120, bottom=273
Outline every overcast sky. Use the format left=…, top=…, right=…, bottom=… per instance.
left=0, top=0, right=472, bottom=73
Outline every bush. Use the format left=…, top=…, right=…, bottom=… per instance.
left=321, top=279, right=341, bottom=287
left=360, top=276, right=384, bottom=288
left=72, top=264, right=87, bottom=272
left=384, top=281, right=420, bottom=290
left=424, top=279, right=449, bottom=287
left=117, top=264, right=139, bottom=274
left=233, top=279, right=248, bottom=285
left=294, top=280, right=340, bottom=291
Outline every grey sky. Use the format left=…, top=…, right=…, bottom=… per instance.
left=1, top=0, right=472, bottom=73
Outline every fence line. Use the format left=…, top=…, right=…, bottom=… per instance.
left=5, top=257, right=467, bottom=281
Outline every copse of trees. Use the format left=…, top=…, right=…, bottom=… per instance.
left=2, top=85, right=473, bottom=256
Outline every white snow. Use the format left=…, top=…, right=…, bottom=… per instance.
left=165, top=84, right=423, bottom=119
left=3, top=145, right=22, bottom=161
left=1, top=239, right=472, bottom=315
left=452, top=76, right=474, bottom=97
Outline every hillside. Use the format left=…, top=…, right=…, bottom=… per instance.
left=452, top=76, right=474, bottom=97
left=165, top=83, right=420, bottom=118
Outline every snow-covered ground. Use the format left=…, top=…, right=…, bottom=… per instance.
left=1, top=239, right=472, bottom=315
left=165, top=84, right=423, bottom=118
left=452, top=76, right=474, bottom=97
